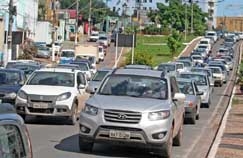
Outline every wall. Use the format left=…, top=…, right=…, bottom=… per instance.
left=217, top=17, right=243, bottom=32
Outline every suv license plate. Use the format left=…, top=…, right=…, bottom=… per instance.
left=33, top=103, right=48, bottom=109
left=109, top=130, right=130, bottom=139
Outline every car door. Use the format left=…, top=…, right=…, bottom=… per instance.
left=170, top=77, right=183, bottom=134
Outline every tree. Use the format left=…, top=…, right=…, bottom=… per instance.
left=167, top=30, right=183, bottom=57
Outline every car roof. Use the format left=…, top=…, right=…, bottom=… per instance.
left=176, top=78, right=194, bottom=83
left=36, top=68, right=79, bottom=73
left=113, top=69, right=167, bottom=79
left=180, top=71, right=207, bottom=76
left=124, top=64, right=152, bottom=70
left=98, top=67, right=113, bottom=71
left=61, top=49, right=74, bottom=52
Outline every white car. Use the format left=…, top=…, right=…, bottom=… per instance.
left=205, top=31, right=218, bottom=42
left=191, top=55, right=204, bottom=64
left=196, top=44, right=211, bottom=54
left=15, top=68, right=88, bottom=125
left=199, top=38, right=212, bottom=50
left=208, top=67, right=224, bottom=87
left=97, top=35, right=110, bottom=47
left=98, top=46, right=105, bottom=62
left=88, top=31, right=99, bottom=42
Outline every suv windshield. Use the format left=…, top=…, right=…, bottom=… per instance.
left=99, top=75, right=168, bottom=99
left=158, top=64, right=175, bottom=71
left=178, top=81, right=194, bottom=95
left=92, top=71, right=109, bottom=81
left=71, top=62, right=88, bottom=71
left=61, top=51, right=74, bottom=57
left=209, top=67, right=221, bottom=73
left=0, top=71, right=20, bottom=85
left=27, top=72, right=74, bottom=87
left=191, top=68, right=211, bottom=76
left=179, top=74, right=207, bottom=86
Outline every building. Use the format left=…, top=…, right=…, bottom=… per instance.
left=104, top=0, right=217, bottom=29
left=216, top=17, right=243, bottom=32
left=0, top=0, right=38, bottom=61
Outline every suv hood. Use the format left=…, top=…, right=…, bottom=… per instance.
left=21, top=85, right=73, bottom=96
left=87, top=95, right=171, bottom=112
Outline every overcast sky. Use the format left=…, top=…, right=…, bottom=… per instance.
left=217, top=0, right=243, bottom=16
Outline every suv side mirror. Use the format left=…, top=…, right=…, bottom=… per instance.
left=196, top=91, right=204, bottom=96
left=173, top=93, right=186, bottom=102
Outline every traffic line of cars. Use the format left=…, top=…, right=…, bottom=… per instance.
left=0, top=30, right=238, bottom=158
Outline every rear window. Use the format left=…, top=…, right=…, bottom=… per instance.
left=0, top=124, right=26, bottom=158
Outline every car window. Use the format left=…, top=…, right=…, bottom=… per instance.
left=0, top=124, right=26, bottom=158
left=92, top=71, right=109, bottom=81
left=158, top=64, right=175, bottom=72
left=0, top=71, right=21, bottom=85
left=77, top=72, right=86, bottom=86
left=176, top=64, right=183, bottom=70
left=179, top=74, right=207, bottom=86
left=27, top=72, right=74, bottom=87
left=99, top=75, right=168, bottom=100
left=178, top=81, right=194, bottom=95
left=61, top=51, right=74, bottom=57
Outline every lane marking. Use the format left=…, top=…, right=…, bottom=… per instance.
left=182, top=42, right=241, bottom=158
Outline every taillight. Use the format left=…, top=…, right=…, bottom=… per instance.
left=24, top=125, right=33, bottom=158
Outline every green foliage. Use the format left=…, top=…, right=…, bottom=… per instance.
left=143, top=25, right=162, bottom=35
left=147, top=2, right=208, bottom=35
left=126, top=52, right=153, bottom=66
left=167, top=30, right=183, bottom=57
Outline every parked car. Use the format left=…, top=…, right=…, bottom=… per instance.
left=177, top=78, right=202, bottom=124
left=79, top=69, right=185, bottom=157
left=178, top=72, right=212, bottom=108
left=15, top=68, right=88, bottom=124
left=0, top=103, right=32, bottom=158
left=86, top=68, right=112, bottom=94
left=36, top=46, right=50, bottom=59
left=0, top=69, right=26, bottom=104
left=208, top=67, right=224, bottom=87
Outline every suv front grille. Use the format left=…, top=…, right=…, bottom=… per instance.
left=28, top=95, right=56, bottom=104
left=104, top=110, right=141, bottom=124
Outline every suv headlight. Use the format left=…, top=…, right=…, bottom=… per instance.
left=148, top=110, right=170, bottom=121
left=57, top=92, right=71, bottom=101
left=4, top=92, right=17, bottom=99
left=83, top=104, right=98, bottom=116
left=17, top=90, right=27, bottom=100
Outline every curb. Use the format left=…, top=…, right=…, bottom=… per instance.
left=178, top=36, right=203, bottom=58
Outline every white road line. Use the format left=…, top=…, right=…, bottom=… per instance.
left=207, top=42, right=243, bottom=158
left=182, top=42, right=241, bottom=158
left=113, top=47, right=124, bottom=68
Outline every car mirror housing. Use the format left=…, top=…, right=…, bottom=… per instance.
left=173, top=93, right=186, bottom=102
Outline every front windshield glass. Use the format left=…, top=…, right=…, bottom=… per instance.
left=180, top=61, right=191, bottom=67
left=178, top=81, right=194, bottom=95
left=179, top=74, right=207, bottom=86
left=225, top=38, right=234, bottom=42
left=27, top=72, right=74, bottom=87
left=61, top=51, right=75, bottom=57
left=99, top=36, right=107, bottom=40
left=0, top=71, right=20, bottom=85
left=192, top=56, right=202, bottom=60
left=71, top=63, right=88, bottom=71
left=191, top=68, right=211, bottom=77
left=209, top=68, right=221, bottom=73
left=99, top=75, right=168, bottom=99
left=158, top=64, right=175, bottom=71
left=92, top=71, right=109, bottom=81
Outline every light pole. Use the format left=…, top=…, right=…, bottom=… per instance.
left=184, top=1, right=187, bottom=41
left=88, top=0, right=92, bottom=36
left=190, top=0, right=194, bottom=33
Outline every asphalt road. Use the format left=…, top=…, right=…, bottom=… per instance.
left=26, top=39, right=241, bottom=158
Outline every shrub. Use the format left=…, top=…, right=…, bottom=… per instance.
left=125, top=51, right=153, bottom=66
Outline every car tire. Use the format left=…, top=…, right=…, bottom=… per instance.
left=173, top=123, right=183, bottom=146
left=157, top=127, right=173, bottom=158
left=205, top=98, right=211, bottom=108
left=79, top=136, right=93, bottom=152
left=70, top=102, right=78, bottom=125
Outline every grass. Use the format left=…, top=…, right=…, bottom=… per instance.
left=131, top=34, right=197, bottom=66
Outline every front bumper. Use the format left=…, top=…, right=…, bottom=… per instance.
left=184, top=107, right=196, bottom=118
left=79, top=111, right=173, bottom=147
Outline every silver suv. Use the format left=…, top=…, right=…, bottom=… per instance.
left=79, top=69, right=185, bottom=157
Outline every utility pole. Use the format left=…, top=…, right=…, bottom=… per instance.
left=51, top=0, right=57, bottom=62
left=88, top=0, right=92, bottom=36
left=190, top=0, right=194, bottom=33
left=185, top=1, right=187, bottom=41
left=75, top=0, right=79, bottom=45
left=7, top=0, right=14, bottom=63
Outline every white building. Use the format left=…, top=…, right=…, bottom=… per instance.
left=104, top=0, right=217, bottom=29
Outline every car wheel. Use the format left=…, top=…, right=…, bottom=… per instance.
left=205, top=98, right=210, bottom=108
left=70, top=102, right=78, bottom=125
left=79, top=136, right=93, bottom=152
left=157, top=127, right=173, bottom=158
left=173, top=123, right=183, bottom=146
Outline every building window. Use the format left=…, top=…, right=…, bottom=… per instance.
left=143, top=7, right=147, bottom=10
left=149, top=0, right=152, bottom=2
left=113, top=7, right=116, bottom=12
left=149, top=7, right=152, bottom=10
left=136, top=0, right=140, bottom=2
left=144, top=0, right=147, bottom=3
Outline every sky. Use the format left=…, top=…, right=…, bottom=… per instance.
left=217, top=0, right=243, bottom=16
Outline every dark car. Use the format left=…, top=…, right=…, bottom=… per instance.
left=0, top=103, right=32, bottom=158
left=7, top=63, right=43, bottom=77
left=0, top=69, right=26, bottom=104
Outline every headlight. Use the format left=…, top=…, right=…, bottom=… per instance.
left=148, top=110, right=170, bottom=121
left=83, top=104, right=98, bottom=116
left=4, top=92, right=17, bottom=99
left=56, top=92, right=71, bottom=101
left=17, top=90, right=27, bottom=100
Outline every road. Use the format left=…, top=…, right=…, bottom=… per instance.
left=26, top=39, right=242, bottom=158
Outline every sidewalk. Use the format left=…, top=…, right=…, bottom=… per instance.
left=215, top=86, right=243, bottom=158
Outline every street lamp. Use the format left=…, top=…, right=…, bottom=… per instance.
left=122, top=3, right=127, bottom=28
